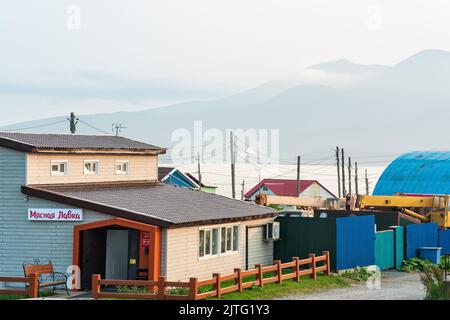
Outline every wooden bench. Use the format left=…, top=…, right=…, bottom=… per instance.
left=23, top=260, right=69, bottom=296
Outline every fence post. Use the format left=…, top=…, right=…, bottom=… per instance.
left=293, top=257, right=300, bottom=282
left=189, top=278, right=198, bottom=300
left=323, top=251, right=331, bottom=276
left=28, top=273, right=39, bottom=298
left=255, top=264, right=264, bottom=289
left=213, top=273, right=221, bottom=298
left=274, top=260, right=282, bottom=285
left=234, top=268, right=243, bottom=293
left=309, top=254, right=317, bottom=280
left=157, top=276, right=166, bottom=300
left=91, top=274, right=100, bottom=300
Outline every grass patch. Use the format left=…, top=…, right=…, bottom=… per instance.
left=0, top=290, right=55, bottom=300
left=206, top=275, right=350, bottom=300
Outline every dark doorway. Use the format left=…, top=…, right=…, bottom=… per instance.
left=81, top=229, right=107, bottom=290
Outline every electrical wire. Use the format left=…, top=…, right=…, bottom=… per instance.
left=0, top=119, right=68, bottom=132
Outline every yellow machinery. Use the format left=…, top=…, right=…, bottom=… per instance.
left=356, top=194, right=450, bottom=228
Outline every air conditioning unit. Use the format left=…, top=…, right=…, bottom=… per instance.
left=264, top=222, right=280, bottom=241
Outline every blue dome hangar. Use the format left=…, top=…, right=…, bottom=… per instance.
left=373, top=151, right=450, bottom=196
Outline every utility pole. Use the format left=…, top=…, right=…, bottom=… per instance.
left=69, top=112, right=78, bottom=134
left=336, top=146, right=341, bottom=198
left=197, top=152, right=202, bottom=188
left=354, top=161, right=359, bottom=195
left=296, top=155, right=301, bottom=196
left=341, top=149, right=346, bottom=196
left=241, top=179, right=245, bottom=200
left=348, top=156, right=352, bottom=195
left=113, top=123, right=127, bottom=136
left=230, top=132, right=236, bottom=199
left=365, top=169, right=370, bottom=195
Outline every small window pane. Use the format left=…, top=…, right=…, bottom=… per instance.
left=205, top=230, right=211, bottom=255
left=233, top=226, right=239, bottom=251
left=59, top=164, right=65, bottom=173
left=212, top=229, right=218, bottom=255
left=226, top=227, right=232, bottom=251
left=199, top=230, right=205, bottom=257
left=52, top=165, right=59, bottom=172
left=221, top=227, right=226, bottom=253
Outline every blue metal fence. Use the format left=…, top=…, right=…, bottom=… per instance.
left=336, top=216, right=376, bottom=270
left=405, top=223, right=438, bottom=259
left=439, top=229, right=450, bottom=255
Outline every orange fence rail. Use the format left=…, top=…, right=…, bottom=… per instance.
left=92, top=251, right=330, bottom=300
left=0, top=274, right=39, bottom=298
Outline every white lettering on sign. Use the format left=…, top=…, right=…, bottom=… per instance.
left=28, top=209, right=83, bottom=222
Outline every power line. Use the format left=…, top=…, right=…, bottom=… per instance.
left=76, top=118, right=110, bottom=134
left=0, top=119, right=68, bottom=132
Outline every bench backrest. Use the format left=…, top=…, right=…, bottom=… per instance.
left=23, top=263, right=55, bottom=276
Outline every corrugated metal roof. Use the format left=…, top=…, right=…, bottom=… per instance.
left=0, top=132, right=165, bottom=154
left=22, top=182, right=276, bottom=227
left=373, top=151, right=450, bottom=195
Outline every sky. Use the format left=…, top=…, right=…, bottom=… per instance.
left=1, top=0, right=450, bottom=125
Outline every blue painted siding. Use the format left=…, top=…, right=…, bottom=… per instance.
left=336, top=216, right=375, bottom=270
left=405, top=223, right=439, bottom=259
left=0, top=146, right=113, bottom=281
left=163, top=170, right=197, bottom=189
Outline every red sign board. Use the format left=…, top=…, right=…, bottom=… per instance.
left=141, top=232, right=150, bottom=247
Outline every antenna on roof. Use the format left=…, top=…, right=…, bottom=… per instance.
left=112, top=123, right=127, bottom=136
left=68, top=112, right=79, bottom=134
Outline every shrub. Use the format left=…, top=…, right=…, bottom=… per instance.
left=420, top=266, right=450, bottom=300
left=342, top=266, right=376, bottom=282
left=402, top=258, right=435, bottom=273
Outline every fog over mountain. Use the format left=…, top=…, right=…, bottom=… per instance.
left=1, top=49, right=449, bottom=162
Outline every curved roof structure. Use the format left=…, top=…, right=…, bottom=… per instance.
left=373, top=151, right=450, bottom=195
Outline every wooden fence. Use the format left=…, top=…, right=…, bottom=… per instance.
left=0, top=274, right=39, bottom=298
left=92, top=251, right=330, bottom=300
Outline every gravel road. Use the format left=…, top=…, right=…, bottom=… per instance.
left=279, top=271, right=425, bottom=300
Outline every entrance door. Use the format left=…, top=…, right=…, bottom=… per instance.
left=105, top=230, right=129, bottom=279
left=81, top=229, right=107, bottom=290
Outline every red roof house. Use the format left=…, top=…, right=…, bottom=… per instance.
left=244, top=179, right=336, bottom=200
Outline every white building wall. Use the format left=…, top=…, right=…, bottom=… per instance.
left=165, top=217, right=274, bottom=281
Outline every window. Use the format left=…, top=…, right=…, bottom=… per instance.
left=199, top=227, right=219, bottom=258
left=51, top=161, right=68, bottom=176
left=84, top=160, right=99, bottom=175
left=220, top=225, right=239, bottom=254
left=115, top=160, right=129, bottom=175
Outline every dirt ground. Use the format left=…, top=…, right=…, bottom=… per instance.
left=279, top=270, right=426, bottom=300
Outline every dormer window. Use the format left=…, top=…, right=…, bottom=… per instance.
left=51, top=161, right=68, bottom=176
left=115, top=160, right=129, bottom=175
left=84, top=160, right=99, bottom=175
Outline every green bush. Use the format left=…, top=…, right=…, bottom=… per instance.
left=342, top=266, right=376, bottom=282
left=401, top=258, right=435, bottom=273
left=421, top=266, right=450, bottom=300
left=116, top=285, right=151, bottom=294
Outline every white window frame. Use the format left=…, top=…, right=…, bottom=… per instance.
left=198, top=223, right=240, bottom=260
left=51, top=160, right=68, bottom=176
left=83, top=160, right=99, bottom=175
left=115, top=160, right=129, bottom=175
left=198, top=227, right=220, bottom=260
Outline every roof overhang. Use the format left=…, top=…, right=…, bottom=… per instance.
left=0, top=136, right=166, bottom=155
left=21, top=185, right=172, bottom=228
left=21, top=184, right=277, bottom=229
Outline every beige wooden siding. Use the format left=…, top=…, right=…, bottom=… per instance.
left=26, top=154, right=158, bottom=185
left=164, top=217, right=274, bottom=281
left=247, top=226, right=273, bottom=268
left=301, top=182, right=334, bottom=198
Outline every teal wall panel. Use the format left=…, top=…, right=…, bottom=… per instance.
left=375, top=230, right=395, bottom=270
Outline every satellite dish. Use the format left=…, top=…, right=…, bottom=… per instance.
left=319, top=212, right=328, bottom=218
